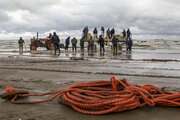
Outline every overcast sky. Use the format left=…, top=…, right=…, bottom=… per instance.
left=0, top=0, right=180, bottom=40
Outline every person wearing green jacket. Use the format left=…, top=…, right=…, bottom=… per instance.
left=80, top=36, right=85, bottom=52
left=88, top=37, right=94, bottom=54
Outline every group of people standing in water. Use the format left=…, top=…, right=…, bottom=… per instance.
left=18, top=27, right=133, bottom=56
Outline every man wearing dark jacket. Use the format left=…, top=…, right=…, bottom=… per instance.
left=71, top=37, right=77, bottom=52
left=101, top=27, right=105, bottom=36
left=112, top=36, right=118, bottom=55
left=122, top=29, right=126, bottom=38
left=93, top=27, right=98, bottom=39
left=127, top=29, right=131, bottom=40
left=52, top=32, right=60, bottom=55
left=111, top=28, right=115, bottom=38
left=88, top=37, right=94, bottom=54
left=106, top=28, right=111, bottom=39
left=83, top=26, right=89, bottom=38
left=65, top=36, right=70, bottom=50
left=80, top=36, right=85, bottom=52
left=18, top=37, right=24, bottom=54
left=127, top=38, right=133, bottom=52
left=98, top=35, right=105, bottom=55
left=48, top=33, right=52, bottom=39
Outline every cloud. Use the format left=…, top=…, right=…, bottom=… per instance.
left=0, top=0, right=180, bottom=40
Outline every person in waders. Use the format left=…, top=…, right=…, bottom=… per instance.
left=112, top=36, right=118, bottom=55
left=98, top=35, right=105, bottom=55
left=71, top=37, right=77, bottom=52
left=127, top=38, right=133, bottom=53
left=80, top=36, right=85, bottom=52
left=52, top=32, right=60, bottom=55
left=88, top=37, right=94, bottom=55
left=18, top=37, right=24, bottom=54
left=65, top=36, right=70, bottom=50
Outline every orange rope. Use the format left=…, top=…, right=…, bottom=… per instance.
left=1, top=76, right=180, bottom=114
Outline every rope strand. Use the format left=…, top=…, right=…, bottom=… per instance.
left=1, top=76, right=180, bottom=114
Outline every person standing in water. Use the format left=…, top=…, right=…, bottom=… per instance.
left=98, top=35, right=105, bottom=55
left=127, top=38, right=133, bottom=52
left=52, top=32, right=60, bottom=55
left=65, top=36, right=70, bottom=50
left=112, top=36, right=118, bottom=55
left=80, top=36, right=85, bottom=52
left=18, top=37, right=24, bottom=54
left=71, top=37, right=77, bottom=52
left=88, top=37, right=94, bottom=55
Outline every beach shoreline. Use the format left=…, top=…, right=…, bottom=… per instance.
left=0, top=40, right=180, bottom=119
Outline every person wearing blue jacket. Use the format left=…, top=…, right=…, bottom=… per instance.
left=127, top=29, right=131, bottom=40
left=65, top=36, right=70, bottom=50
left=112, top=36, right=118, bottom=55
left=127, top=38, right=133, bottom=52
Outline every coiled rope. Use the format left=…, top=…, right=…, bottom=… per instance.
left=1, top=76, right=180, bottom=114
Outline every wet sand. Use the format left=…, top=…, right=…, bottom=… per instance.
left=0, top=56, right=180, bottom=120
left=0, top=40, right=180, bottom=119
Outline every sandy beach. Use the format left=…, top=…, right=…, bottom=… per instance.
left=0, top=40, right=180, bottom=120
left=1, top=0, right=180, bottom=119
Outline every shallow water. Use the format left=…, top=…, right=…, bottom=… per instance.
left=0, top=40, right=180, bottom=60
left=133, top=45, right=180, bottom=59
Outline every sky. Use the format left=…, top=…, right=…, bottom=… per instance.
left=0, top=0, right=180, bottom=40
